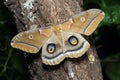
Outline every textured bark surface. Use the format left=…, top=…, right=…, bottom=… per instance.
left=4, top=0, right=103, bottom=80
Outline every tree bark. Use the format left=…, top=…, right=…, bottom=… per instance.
left=4, top=0, right=103, bottom=80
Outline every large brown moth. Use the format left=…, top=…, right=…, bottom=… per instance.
left=11, top=9, right=105, bottom=65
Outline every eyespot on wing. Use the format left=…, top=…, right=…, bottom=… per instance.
left=11, top=29, right=52, bottom=53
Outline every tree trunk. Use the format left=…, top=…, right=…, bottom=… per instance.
left=4, top=0, right=103, bottom=80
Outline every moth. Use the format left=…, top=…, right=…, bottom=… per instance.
left=11, top=9, right=105, bottom=65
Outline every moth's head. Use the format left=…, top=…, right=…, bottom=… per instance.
left=11, top=30, right=46, bottom=53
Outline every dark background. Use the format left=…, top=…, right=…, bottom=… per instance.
left=0, top=0, right=120, bottom=80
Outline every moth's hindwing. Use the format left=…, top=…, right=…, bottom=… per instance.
left=41, top=32, right=64, bottom=65
left=62, top=32, right=90, bottom=58
left=41, top=31, right=90, bottom=65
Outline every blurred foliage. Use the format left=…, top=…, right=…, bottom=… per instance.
left=0, top=0, right=29, bottom=80
left=84, top=0, right=120, bottom=80
left=0, top=0, right=120, bottom=80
